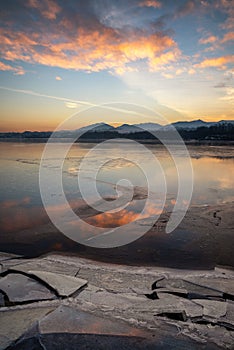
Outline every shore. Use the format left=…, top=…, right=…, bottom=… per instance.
left=1, top=137, right=234, bottom=146
left=1, top=200, right=233, bottom=348
left=0, top=251, right=234, bottom=349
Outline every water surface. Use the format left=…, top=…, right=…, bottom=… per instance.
left=0, top=142, right=233, bottom=268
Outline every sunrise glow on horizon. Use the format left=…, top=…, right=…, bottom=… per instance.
left=0, top=0, right=233, bottom=132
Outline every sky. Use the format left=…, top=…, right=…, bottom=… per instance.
left=0, top=0, right=233, bottom=131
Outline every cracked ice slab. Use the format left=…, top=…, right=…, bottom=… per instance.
left=0, top=252, right=23, bottom=262
left=39, top=305, right=148, bottom=336
left=8, top=259, right=78, bottom=276
left=184, top=276, right=234, bottom=296
left=26, top=270, right=88, bottom=297
left=0, top=273, right=56, bottom=303
left=0, top=306, right=54, bottom=350
left=193, top=299, right=227, bottom=318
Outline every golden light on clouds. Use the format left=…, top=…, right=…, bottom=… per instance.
left=0, top=61, right=25, bottom=75
left=0, top=0, right=233, bottom=130
left=27, top=0, right=61, bottom=20
left=0, top=27, right=180, bottom=75
left=199, top=36, right=218, bottom=45
left=196, top=55, right=234, bottom=69
left=139, top=0, right=161, bottom=8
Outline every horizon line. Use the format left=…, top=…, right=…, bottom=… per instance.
left=1, top=119, right=234, bottom=134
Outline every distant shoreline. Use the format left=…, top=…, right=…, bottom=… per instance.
left=0, top=137, right=234, bottom=146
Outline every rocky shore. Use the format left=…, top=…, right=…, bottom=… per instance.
left=0, top=251, right=233, bottom=349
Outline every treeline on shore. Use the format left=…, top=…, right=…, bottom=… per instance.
left=0, top=123, right=234, bottom=141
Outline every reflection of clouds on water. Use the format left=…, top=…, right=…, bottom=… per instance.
left=0, top=196, right=91, bottom=235
left=0, top=197, right=48, bottom=233
left=217, top=173, right=234, bottom=190
left=2, top=196, right=31, bottom=208
left=188, top=157, right=234, bottom=204
left=0, top=190, right=166, bottom=241
left=85, top=201, right=162, bottom=228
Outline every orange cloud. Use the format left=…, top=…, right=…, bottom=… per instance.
left=216, top=0, right=234, bottom=30
left=199, top=31, right=234, bottom=49
left=0, top=61, right=25, bottom=75
left=139, top=0, right=161, bottom=8
left=174, top=0, right=196, bottom=18
left=0, top=26, right=179, bottom=75
left=221, top=31, right=234, bottom=43
left=196, top=55, right=234, bottom=68
left=150, top=48, right=181, bottom=71
left=27, top=0, right=61, bottom=20
left=199, top=35, right=218, bottom=45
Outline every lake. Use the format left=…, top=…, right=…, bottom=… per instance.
left=0, top=141, right=233, bottom=269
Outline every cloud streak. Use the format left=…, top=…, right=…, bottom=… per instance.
left=0, top=86, right=94, bottom=107
left=0, top=85, right=154, bottom=118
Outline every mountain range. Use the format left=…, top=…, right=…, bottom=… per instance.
left=75, top=119, right=234, bottom=134
left=0, top=119, right=233, bottom=141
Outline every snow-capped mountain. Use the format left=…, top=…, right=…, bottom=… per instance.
left=133, top=122, right=162, bottom=131
left=115, top=124, right=142, bottom=134
left=170, top=119, right=234, bottom=130
left=116, top=122, right=162, bottom=134
left=74, top=119, right=234, bottom=134
left=77, top=122, right=115, bottom=133
left=217, top=120, right=234, bottom=126
left=170, top=119, right=211, bottom=130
